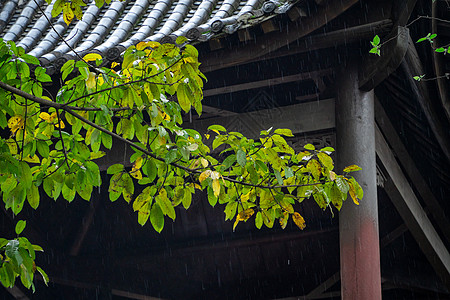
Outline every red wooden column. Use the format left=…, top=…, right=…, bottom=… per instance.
left=336, top=60, right=381, bottom=299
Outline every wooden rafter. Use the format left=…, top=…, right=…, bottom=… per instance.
left=200, top=0, right=359, bottom=72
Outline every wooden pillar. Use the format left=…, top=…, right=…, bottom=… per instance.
left=336, top=60, right=381, bottom=299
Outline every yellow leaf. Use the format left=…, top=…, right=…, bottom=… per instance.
left=199, top=170, right=211, bottom=183
left=200, top=158, right=208, bottom=168
left=279, top=212, right=289, bottom=229
left=292, top=212, right=306, bottom=230
left=133, top=156, right=144, bottom=170
left=23, top=155, right=40, bottom=164
left=62, top=3, right=74, bottom=25
left=7, top=115, right=24, bottom=134
left=39, top=112, right=51, bottom=121
left=136, top=41, right=150, bottom=51
left=241, top=191, right=252, bottom=202
left=90, top=151, right=106, bottom=159
left=348, top=182, right=359, bottom=205
left=237, top=208, right=254, bottom=222
left=212, top=179, right=220, bottom=197
left=329, top=170, right=336, bottom=181
left=111, top=62, right=120, bottom=68
left=204, top=134, right=210, bottom=140
left=83, top=53, right=102, bottom=62
left=130, top=169, right=143, bottom=180
left=188, top=183, right=202, bottom=190
left=6, top=139, right=17, bottom=155
left=147, top=41, right=160, bottom=49
left=97, top=76, right=104, bottom=86
left=233, top=218, right=240, bottom=232
left=55, top=120, right=65, bottom=129
left=86, top=72, right=96, bottom=90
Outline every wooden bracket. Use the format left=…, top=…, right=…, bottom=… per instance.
left=359, top=26, right=409, bottom=91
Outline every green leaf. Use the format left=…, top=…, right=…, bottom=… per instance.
left=207, top=186, right=218, bottom=207
left=335, top=176, right=349, bottom=194
left=317, top=152, right=334, bottom=170
left=274, top=170, right=283, bottom=185
left=107, top=164, right=124, bottom=175
left=177, top=83, right=192, bottom=113
left=274, top=128, right=294, bottom=137
left=304, top=143, right=315, bottom=150
left=224, top=201, right=237, bottom=221
left=182, top=189, right=192, bottom=209
left=144, top=159, right=157, bottom=182
left=284, top=167, right=294, bottom=178
left=373, top=35, right=380, bottom=46
left=0, top=262, right=14, bottom=288
left=207, top=124, right=226, bottom=133
left=5, top=240, right=21, bottom=266
left=165, top=149, right=178, bottom=164
left=155, top=189, right=175, bottom=220
left=255, top=211, right=263, bottom=229
left=21, top=54, right=39, bottom=65
left=27, top=184, right=40, bottom=209
left=221, top=154, right=236, bottom=171
left=15, top=220, right=26, bottom=235
left=150, top=203, right=164, bottom=233
left=236, top=149, right=246, bottom=167
left=36, top=266, right=49, bottom=286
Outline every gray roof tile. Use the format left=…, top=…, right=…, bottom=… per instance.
left=1, top=0, right=297, bottom=66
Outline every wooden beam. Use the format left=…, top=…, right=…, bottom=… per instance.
left=201, top=105, right=238, bottom=117
left=242, top=19, right=393, bottom=69
left=200, top=0, right=359, bottom=72
left=203, top=69, right=332, bottom=97
left=432, top=1, right=450, bottom=122
left=359, top=26, right=409, bottom=91
left=375, top=98, right=450, bottom=244
left=189, top=99, right=335, bottom=137
left=375, top=125, right=450, bottom=289
left=391, top=0, right=418, bottom=27
left=4, top=287, right=30, bottom=300
left=402, top=36, right=450, bottom=162
left=119, top=227, right=337, bottom=265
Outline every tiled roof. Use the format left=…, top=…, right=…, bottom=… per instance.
left=0, top=0, right=296, bottom=69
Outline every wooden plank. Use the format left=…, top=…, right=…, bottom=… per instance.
left=200, top=0, right=359, bottom=73
left=375, top=125, right=450, bottom=289
left=203, top=69, right=332, bottom=97
left=375, top=98, right=450, bottom=244
left=359, top=26, right=409, bottom=91
left=189, top=99, right=335, bottom=137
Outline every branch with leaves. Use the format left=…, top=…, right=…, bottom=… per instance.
left=0, top=37, right=362, bottom=290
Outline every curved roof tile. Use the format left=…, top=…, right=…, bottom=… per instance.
left=0, top=0, right=296, bottom=67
